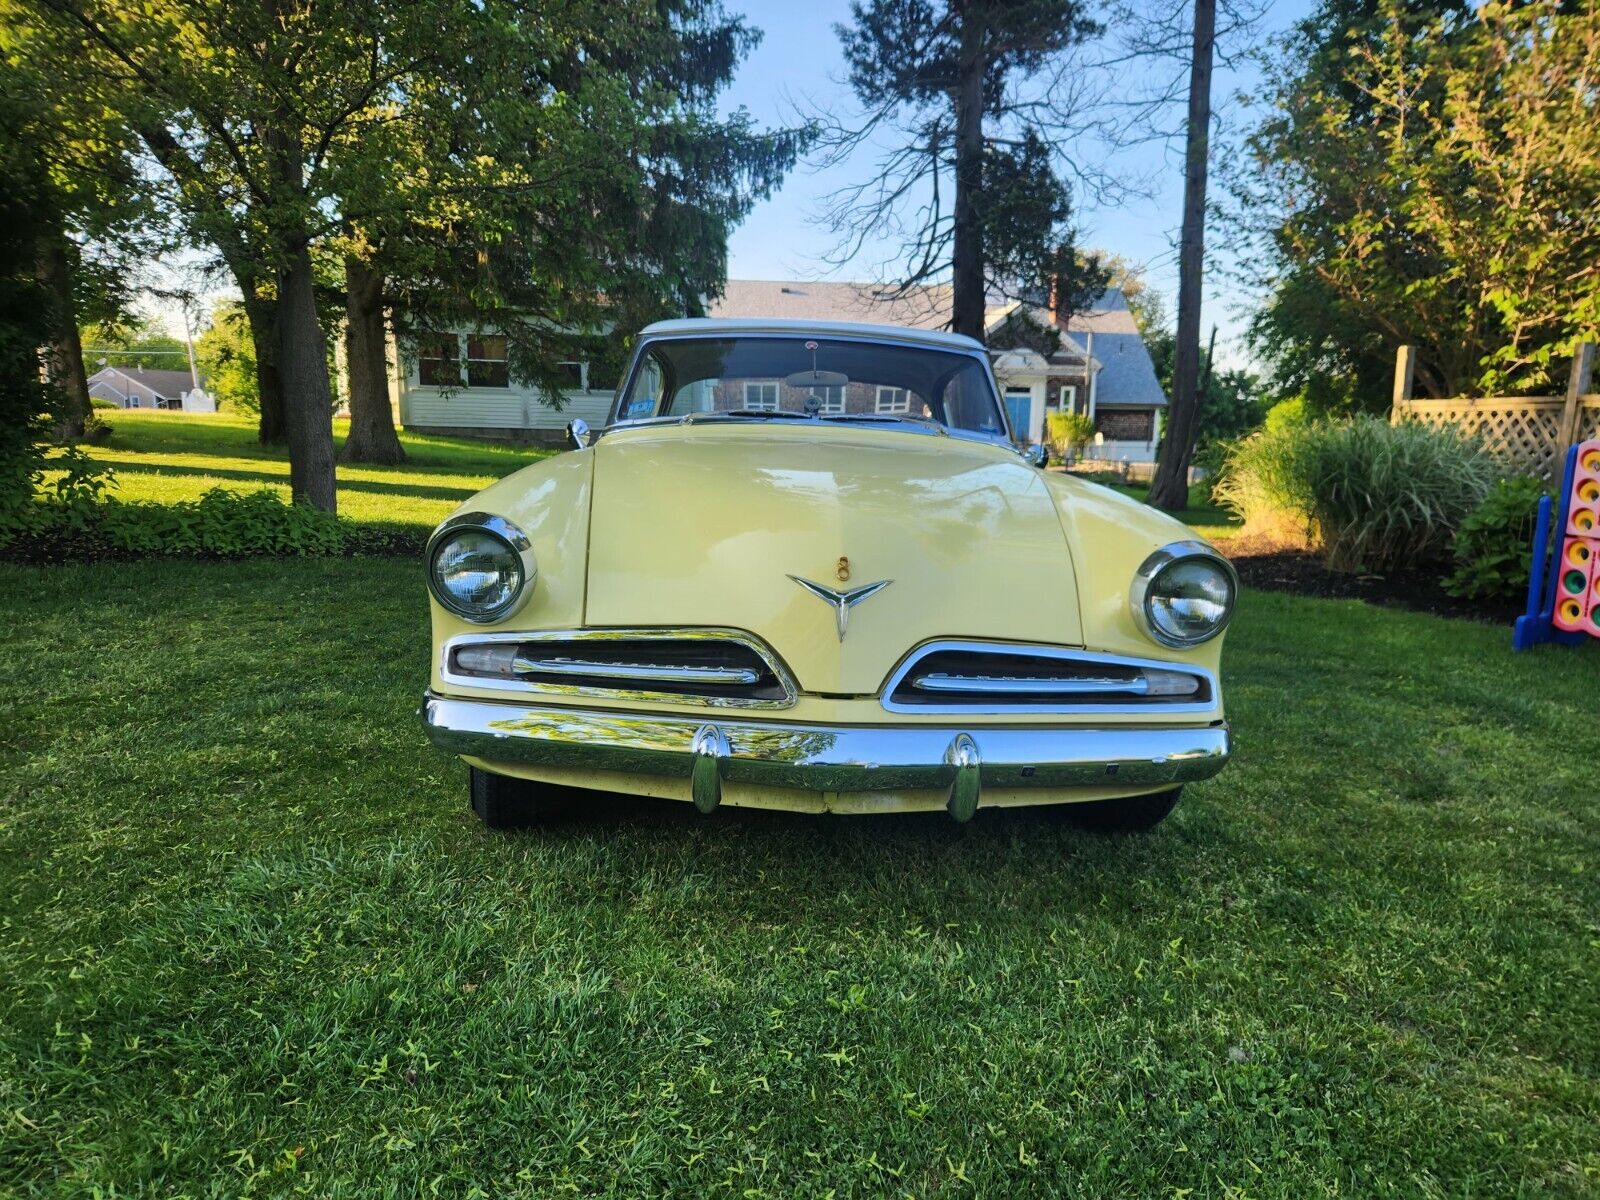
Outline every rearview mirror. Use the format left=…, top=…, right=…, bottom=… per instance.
left=1023, top=443, right=1048, bottom=469
left=567, top=418, right=591, bottom=450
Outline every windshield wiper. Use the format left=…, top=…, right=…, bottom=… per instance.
left=821, top=413, right=944, bottom=431
left=684, top=409, right=802, bottom=421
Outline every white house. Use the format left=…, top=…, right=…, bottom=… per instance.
left=88, top=366, right=216, bottom=412
left=707, top=280, right=1168, bottom=463
left=390, top=331, right=613, bottom=445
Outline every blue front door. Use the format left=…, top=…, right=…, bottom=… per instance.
left=1004, top=391, right=1030, bottom=443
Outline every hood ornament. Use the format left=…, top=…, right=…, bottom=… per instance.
left=789, top=575, right=893, bottom=641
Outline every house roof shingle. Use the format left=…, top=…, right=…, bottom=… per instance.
left=710, top=280, right=1166, bottom=408
left=88, top=366, right=202, bottom=399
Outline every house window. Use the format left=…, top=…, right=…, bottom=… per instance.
left=466, top=335, right=510, bottom=388
left=743, top=382, right=779, bottom=411
left=129, top=396, right=141, bottom=408
left=875, top=386, right=910, bottom=413
left=1095, top=408, right=1155, bottom=442
left=1059, top=384, right=1077, bottom=412
left=806, top=385, right=845, bottom=413
left=418, top=334, right=460, bottom=387
left=559, top=361, right=585, bottom=390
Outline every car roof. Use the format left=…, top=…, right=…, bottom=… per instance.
left=638, top=317, right=986, bottom=353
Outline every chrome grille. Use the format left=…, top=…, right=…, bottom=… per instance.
left=883, top=642, right=1212, bottom=713
left=443, top=630, right=795, bottom=708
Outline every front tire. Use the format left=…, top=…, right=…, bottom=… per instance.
left=1065, top=786, right=1182, bottom=833
left=469, top=766, right=573, bottom=830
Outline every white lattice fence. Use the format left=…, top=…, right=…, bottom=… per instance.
left=1390, top=397, right=1595, bottom=479
left=1388, top=343, right=1600, bottom=481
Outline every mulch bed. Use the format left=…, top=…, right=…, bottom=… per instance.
left=1220, top=537, right=1522, bottom=626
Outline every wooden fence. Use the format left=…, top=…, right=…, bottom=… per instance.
left=1389, top=343, right=1600, bottom=480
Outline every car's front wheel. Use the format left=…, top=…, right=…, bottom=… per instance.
left=468, top=766, right=574, bottom=829
left=1065, top=786, right=1182, bottom=833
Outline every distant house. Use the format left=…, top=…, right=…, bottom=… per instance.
left=389, top=282, right=1168, bottom=458
left=390, top=331, right=614, bottom=445
left=88, top=366, right=216, bottom=412
left=709, top=280, right=1168, bottom=463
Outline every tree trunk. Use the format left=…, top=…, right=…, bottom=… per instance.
left=241, top=292, right=286, bottom=444
left=950, top=19, right=987, bottom=342
left=36, top=229, right=90, bottom=438
left=339, top=253, right=405, bottom=465
left=1147, top=0, right=1215, bottom=513
left=277, top=243, right=338, bottom=511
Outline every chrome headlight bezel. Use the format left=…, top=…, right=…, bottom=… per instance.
left=425, top=512, right=536, bottom=624
left=1130, top=540, right=1238, bottom=649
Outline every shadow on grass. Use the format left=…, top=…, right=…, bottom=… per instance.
left=101, top=459, right=485, bottom=502
left=473, top=783, right=1234, bottom=925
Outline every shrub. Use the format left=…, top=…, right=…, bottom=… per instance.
left=90, top=397, right=117, bottom=410
left=1442, top=476, right=1547, bottom=601
left=7, top=487, right=348, bottom=558
left=1211, top=422, right=1318, bottom=546
left=1045, top=411, right=1095, bottom=462
left=1215, top=417, right=1496, bottom=570
left=1303, top=418, right=1495, bottom=571
left=1263, top=395, right=1309, bottom=434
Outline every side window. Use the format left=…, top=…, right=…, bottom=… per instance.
left=624, top=355, right=665, bottom=420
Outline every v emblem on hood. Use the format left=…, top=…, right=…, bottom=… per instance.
left=788, top=575, right=894, bottom=642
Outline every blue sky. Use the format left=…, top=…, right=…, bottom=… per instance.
left=721, top=0, right=1316, bottom=368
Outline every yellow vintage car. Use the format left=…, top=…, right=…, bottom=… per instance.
left=421, top=319, right=1235, bottom=830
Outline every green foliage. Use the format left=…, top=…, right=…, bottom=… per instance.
left=1045, top=410, right=1095, bottom=460
left=192, top=301, right=258, bottom=413
left=14, top=487, right=347, bottom=557
left=1263, top=395, right=1310, bottom=434
left=78, top=316, right=188, bottom=372
left=1239, top=0, right=1600, bottom=403
left=1212, top=422, right=1319, bottom=544
left=90, top=397, right=117, bottom=410
left=1216, top=416, right=1495, bottom=570
left=1442, top=476, right=1547, bottom=601
left=1305, top=418, right=1495, bottom=570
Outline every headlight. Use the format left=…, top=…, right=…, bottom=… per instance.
left=426, top=513, right=535, bottom=623
left=1130, top=541, right=1237, bottom=648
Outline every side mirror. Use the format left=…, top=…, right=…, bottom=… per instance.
left=1023, top=443, right=1049, bottom=469
left=567, top=418, right=591, bottom=450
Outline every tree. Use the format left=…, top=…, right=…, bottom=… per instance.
left=17, top=0, right=800, bottom=507
left=822, top=0, right=1100, bottom=339
left=1237, top=0, right=1596, bottom=406
left=1147, top=0, right=1215, bottom=512
left=193, top=301, right=257, bottom=413
left=383, top=0, right=805, bottom=410
left=1, top=7, right=156, bottom=440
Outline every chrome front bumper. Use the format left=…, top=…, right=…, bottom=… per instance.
left=421, top=692, right=1231, bottom=821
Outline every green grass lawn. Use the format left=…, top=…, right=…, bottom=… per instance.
left=67, top=410, right=548, bottom=533
left=2, top=558, right=1598, bottom=1195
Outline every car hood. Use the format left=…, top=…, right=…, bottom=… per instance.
left=584, top=423, right=1082, bottom=695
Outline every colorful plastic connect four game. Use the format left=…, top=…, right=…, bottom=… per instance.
left=1513, top=438, right=1600, bottom=650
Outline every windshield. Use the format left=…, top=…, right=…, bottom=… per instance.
left=611, top=336, right=1007, bottom=438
